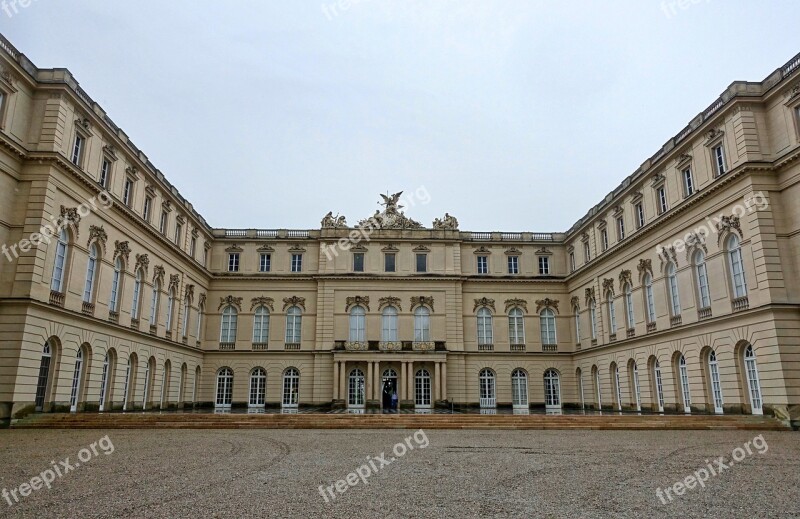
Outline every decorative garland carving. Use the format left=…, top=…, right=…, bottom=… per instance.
left=602, top=278, right=615, bottom=296
left=585, top=287, right=595, bottom=305
left=504, top=247, right=521, bottom=256
left=113, top=240, right=130, bottom=264
left=715, top=215, right=744, bottom=245
left=685, top=230, right=708, bottom=261
left=251, top=296, right=275, bottom=312
left=283, top=296, right=306, bottom=311
left=473, top=246, right=491, bottom=255
left=570, top=296, right=580, bottom=311
left=618, top=269, right=632, bottom=290
left=504, top=298, right=528, bottom=313
left=345, top=295, right=371, bottom=312
left=184, top=284, right=195, bottom=302
left=659, top=246, right=678, bottom=270
left=218, top=295, right=243, bottom=311
left=535, top=298, right=559, bottom=314
left=198, top=293, right=207, bottom=308
left=134, top=253, right=149, bottom=275
left=410, top=296, right=434, bottom=312
left=168, top=274, right=180, bottom=293
left=378, top=296, right=402, bottom=311
left=637, top=259, right=653, bottom=278
left=87, top=225, right=107, bottom=253
left=58, top=206, right=81, bottom=238
left=473, top=297, right=496, bottom=313
left=152, top=265, right=166, bottom=285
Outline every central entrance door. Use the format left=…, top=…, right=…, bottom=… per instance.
left=381, top=368, right=398, bottom=411
left=348, top=368, right=366, bottom=410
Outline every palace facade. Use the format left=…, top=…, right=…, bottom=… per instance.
left=1, top=33, right=799, bottom=425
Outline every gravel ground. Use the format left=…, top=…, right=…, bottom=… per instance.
left=0, top=429, right=797, bottom=518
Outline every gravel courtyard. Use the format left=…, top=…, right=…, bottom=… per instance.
left=0, top=428, right=797, bottom=518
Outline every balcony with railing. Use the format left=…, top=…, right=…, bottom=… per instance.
left=219, top=342, right=235, bottom=351
left=285, top=343, right=301, bottom=350
left=413, top=341, right=435, bottom=351
left=510, top=344, right=526, bottom=352
left=49, top=290, right=65, bottom=307
left=344, top=341, right=368, bottom=351
left=670, top=315, right=682, bottom=327
left=108, top=310, right=119, bottom=323
left=81, top=301, right=95, bottom=316
left=732, top=296, right=749, bottom=312
left=379, top=341, right=402, bottom=351
left=626, top=328, right=635, bottom=339
left=609, top=333, right=617, bottom=343
left=542, top=344, right=557, bottom=352
left=698, top=307, right=712, bottom=320
left=252, top=342, right=268, bottom=351
left=478, top=343, right=494, bottom=351
left=647, top=322, right=657, bottom=333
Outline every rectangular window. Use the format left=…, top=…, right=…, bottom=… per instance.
left=71, top=134, right=84, bottom=166
left=259, top=253, right=271, bottom=272
left=123, top=179, right=133, bottom=207
left=384, top=253, right=396, bottom=272
left=569, top=252, right=576, bottom=273
left=100, top=159, right=111, bottom=188
left=538, top=256, right=549, bottom=275
left=190, top=237, right=197, bottom=258
left=617, top=216, right=625, bottom=241
left=228, top=253, right=240, bottom=272
left=353, top=252, right=365, bottom=272
left=416, top=253, right=427, bottom=273
left=712, top=145, right=726, bottom=176
left=601, top=229, right=609, bottom=251
left=683, top=167, right=695, bottom=197
left=657, top=187, right=668, bottom=214
left=477, top=255, right=488, bottom=274
left=143, top=196, right=152, bottom=222
left=159, top=212, right=168, bottom=234
left=291, top=254, right=303, bottom=272
left=584, top=242, right=591, bottom=263
left=202, top=248, right=208, bottom=268
left=635, top=203, right=644, bottom=228
left=174, top=224, right=182, bottom=245
left=507, top=255, right=519, bottom=275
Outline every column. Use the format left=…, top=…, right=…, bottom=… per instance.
left=366, top=361, right=373, bottom=403
left=401, top=362, right=408, bottom=401
left=434, top=362, right=441, bottom=401
left=407, top=361, right=414, bottom=401
left=339, top=361, right=347, bottom=402
left=373, top=361, right=380, bottom=400
left=441, top=362, right=447, bottom=401
left=333, top=361, right=339, bottom=400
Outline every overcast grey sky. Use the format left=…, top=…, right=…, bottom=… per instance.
left=3, top=1, right=799, bottom=231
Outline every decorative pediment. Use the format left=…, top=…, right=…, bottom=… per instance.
left=651, top=172, right=666, bottom=188
left=410, top=296, right=434, bottom=312
left=191, top=228, right=200, bottom=238
left=685, top=230, right=708, bottom=260
left=596, top=220, right=607, bottom=230
left=153, top=265, right=166, bottom=285
left=787, top=82, right=800, bottom=100
left=288, top=245, right=306, bottom=253
left=144, top=184, right=156, bottom=197
left=168, top=274, right=180, bottom=293
left=413, top=244, right=430, bottom=253
left=125, top=166, right=139, bottom=180
left=251, top=296, right=274, bottom=312
left=580, top=232, right=589, bottom=243
left=716, top=215, right=744, bottom=245
left=134, top=253, right=149, bottom=275
left=283, top=296, right=306, bottom=311
left=676, top=153, right=692, bottom=166
left=504, top=298, right=528, bottom=313
left=659, top=246, right=678, bottom=270
left=218, top=295, right=243, bottom=311
left=473, top=246, right=491, bottom=255
left=75, top=116, right=91, bottom=131
left=432, top=213, right=459, bottom=230
left=602, top=277, right=615, bottom=296
left=378, top=296, right=402, bottom=311
left=345, top=296, right=371, bottom=312
left=473, top=297, right=496, bottom=313
left=705, top=128, right=724, bottom=144
left=321, top=212, right=348, bottom=229
left=102, top=145, right=118, bottom=160
left=175, top=214, right=186, bottom=225
left=504, top=247, right=521, bottom=256
left=184, top=284, right=195, bottom=302
left=630, top=191, right=644, bottom=204
left=0, top=65, right=14, bottom=85
left=612, top=205, right=624, bottom=218
left=161, top=199, right=172, bottom=213
left=87, top=225, right=108, bottom=253
left=58, top=206, right=81, bottom=238
left=618, top=269, right=632, bottom=290
left=535, top=247, right=552, bottom=256
left=535, top=298, right=559, bottom=314
left=382, top=244, right=399, bottom=252
left=257, top=244, right=274, bottom=253
left=113, top=240, right=130, bottom=264
left=584, top=287, right=596, bottom=305
left=637, top=259, right=653, bottom=278
left=350, top=243, right=368, bottom=252
left=570, top=296, right=580, bottom=310
left=225, top=244, right=244, bottom=253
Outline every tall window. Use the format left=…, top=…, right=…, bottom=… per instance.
left=165, top=287, right=176, bottom=332
left=348, top=369, right=366, bottom=408
left=196, top=302, right=204, bottom=341
left=159, top=212, right=168, bottom=234
left=601, top=229, right=609, bottom=251
left=679, top=354, right=691, bottom=413
left=476, top=255, right=488, bottom=274
left=249, top=368, right=266, bottom=407
left=653, top=360, right=665, bottom=412
left=508, top=308, right=525, bottom=344
left=149, top=280, right=161, bottom=327
left=143, top=196, right=152, bottom=222
left=228, top=253, right=240, bottom=272
left=667, top=263, right=681, bottom=316
left=215, top=368, right=233, bottom=409
left=583, top=242, right=591, bottom=263
left=131, top=269, right=143, bottom=320
left=540, top=308, right=556, bottom=345
left=51, top=229, right=69, bottom=293
left=624, top=283, right=634, bottom=329
left=174, top=223, right=182, bottom=246
left=617, top=216, right=625, bottom=240
left=635, top=203, right=645, bottom=228
left=511, top=369, right=528, bottom=408
left=607, top=292, right=617, bottom=333
left=727, top=235, right=748, bottom=298
left=414, top=307, right=430, bottom=342
left=574, top=307, right=581, bottom=342
left=123, top=179, right=133, bottom=206
left=219, top=305, right=238, bottom=343
left=99, top=159, right=111, bottom=188
left=381, top=306, right=398, bottom=342
left=259, top=253, right=271, bottom=272
left=291, top=254, right=303, bottom=272
left=98, top=352, right=111, bottom=412
left=708, top=350, right=724, bottom=414
left=416, top=253, right=427, bottom=273
left=612, top=365, right=622, bottom=411
left=83, top=244, right=99, bottom=303
left=694, top=251, right=711, bottom=308
left=479, top=368, right=496, bottom=408
left=414, top=369, right=431, bottom=408
left=569, top=252, right=576, bottom=272
left=384, top=253, right=396, bottom=272
left=743, top=345, right=763, bottom=415
left=712, top=145, right=726, bottom=176
left=632, top=362, right=641, bottom=411
left=353, top=252, right=365, bottom=272
left=109, top=257, right=123, bottom=312
left=593, top=367, right=602, bottom=410
left=683, top=167, right=695, bottom=197
left=282, top=368, right=300, bottom=408
left=253, top=306, right=270, bottom=343
left=644, top=273, right=656, bottom=323
left=544, top=369, right=561, bottom=409
left=507, top=255, right=519, bottom=274
left=71, top=134, right=84, bottom=165
left=181, top=296, right=190, bottom=338
left=538, top=256, right=549, bottom=275
left=349, top=306, right=366, bottom=342
left=476, top=308, right=493, bottom=345
left=589, top=300, right=597, bottom=340
left=69, top=349, right=84, bottom=412
left=657, top=187, right=668, bottom=214
left=122, top=356, right=133, bottom=411
left=285, top=306, right=302, bottom=344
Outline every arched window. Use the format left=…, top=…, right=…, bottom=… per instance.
left=181, top=296, right=191, bottom=338
left=249, top=367, right=267, bottom=407
left=381, top=306, right=398, bottom=342
left=415, top=369, right=432, bottom=408
left=643, top=273, right=656, bottom=323
left=708, top=350, right=723, bottom=414
left=122, top=355, right=134, bottom=411
left=149, top=280, right=161, bottom=327
left=694, top=251, right=711, bottom=309
left=574, top=307, right=581, bottom=343
left=282, top=368, right=300, bottom=408
left=193, top=366, right=201, bottom=403
left=540, top=308, right=556, bottom=345
left=652, top=359, right=665, bottom=412
left=743, top=345, right=763, bottom=415
left=607, top=292, right=617, bottom=333
left=131, top=269, right=143, bottom=320
left=477, top=307, right=493, bottom=345
left=511, top=369, right=528, bottom=408
left=179, top=363, right=188, bottom=403
left=142, top=358, right=155, bottom=409
left=589, top=300, right=597, bottom=340
left=349, top=306, right=366, bottom=343
left=109, top=257, right=123, bottom=313
left=727, top=235, right=748, bottom=299
left=285, top=306, right=302, bottom=344
left=414, top=307, right=430, bottom=342
left=612, top=364, right=622, bottom=411
left=220, top=306, right=238, bottom=344
left=593, top=366, right=602, bottom=410
left=196, top=302, right=205, bottom=341
left=83, top=244, right=99, bottom=303
left=215, top=367, right=233, bottom=409
left=666, top=263, right=681, bottom=316
left=253, top=306, right=270, bottom=344
left=69, top=348, right=84, bottom=412
left=51, top=229, right=69, bottom=293
left=348, top=368, right=366, bottom=408
left=98, top=351, right=111, bottom=412
left=544, top=369, right=561, bottom=409
left=576, top=368, right=585, bottom=409
left=479, top=368, right=496, bottom=408
left=678, top=354, right=691, bottom=413
left=631, top=362, right=642, bottom=411
left=35, top=342, right=54, bottom=411
left=165, top=287, right=176, bottom=332
left=508, top=308, right=525, bottom=345
left=624, top=283, right=634, bottom=329
left=160, top=360, right=171, bottom=408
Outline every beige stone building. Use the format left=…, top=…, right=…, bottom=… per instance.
left=0, top=33, right=798, bottom=425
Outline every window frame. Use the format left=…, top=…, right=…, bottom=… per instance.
left=537, top=255, right=549, bottom=275
left=712, top=144, right=727, bottom=177
left=477, top=255, right=488, bottom=275
left=415, top=253, right=428, bottom=273
left=539, top=308, right=557, bottom=345
left=71, top=133, right=85, bottom=167
left=384, top=252, right=396, bottom=273
left=352, top=252, right=365, bottom=272
left=617, top=216, right=625, bottom=241
left=635, top=202, right=645, bottom=228
left=291, top=253, right=303, bottom=273
left=99, top=158, right=112, bottom=189
left=143, top=196, right=153, bottom=223
left=600, top=228, right=609, bottom=251
left=123, top=178, right=134, bottom=207
left=476, top=307, right=493, bottom=345
left=259, top=253, right=271, bottom=273
left=682, top=167, right=695, bottom=197
left=657, top=187, right=668, bottom=215
left=507, top=255, right=519, bottom=275
left=227, top=252, right=240, bottom=273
